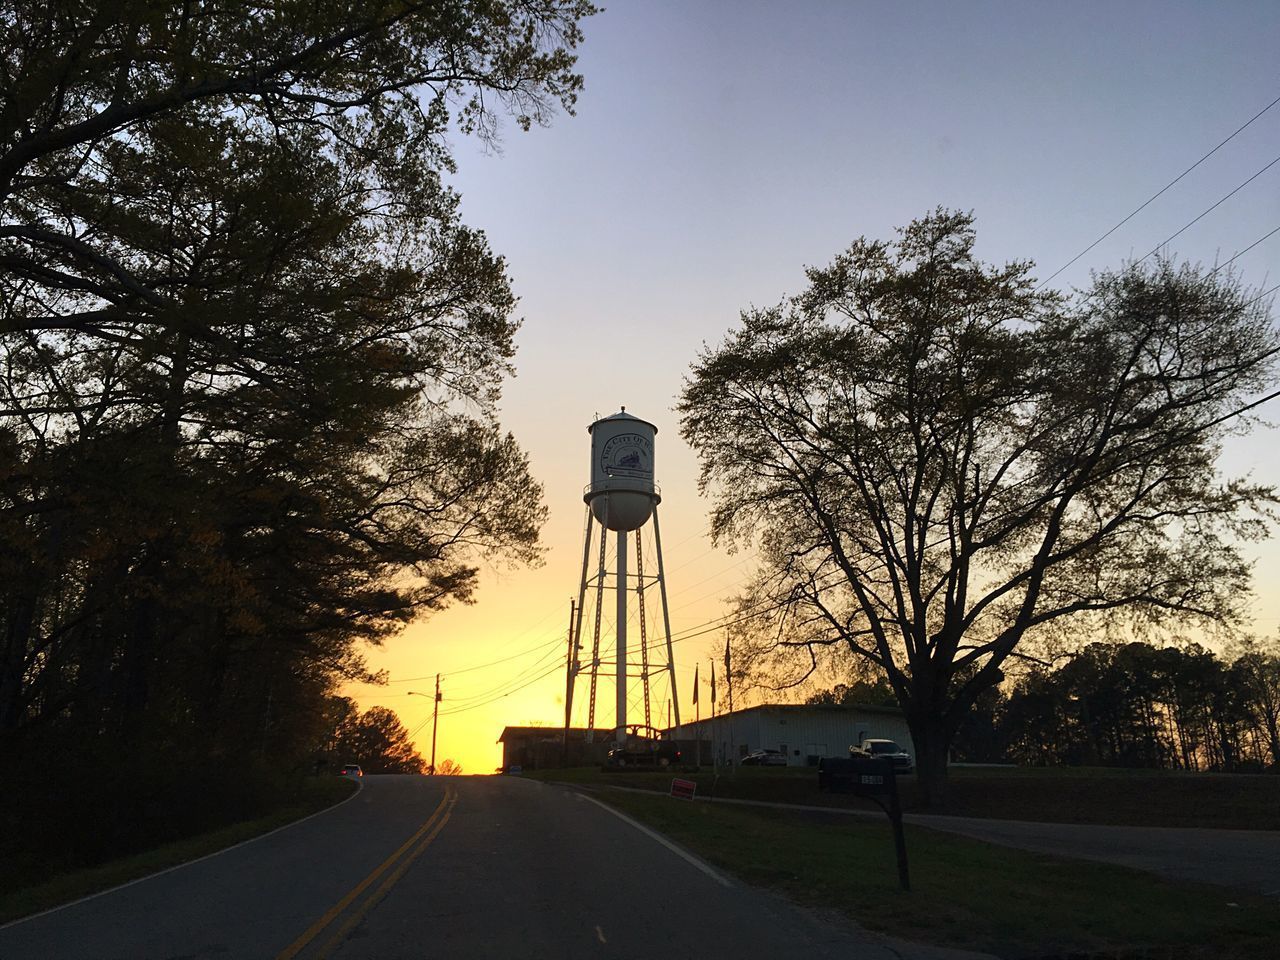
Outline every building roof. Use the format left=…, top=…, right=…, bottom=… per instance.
left=666, top=701, right=903, bottom=731
left=497, top=725, right=614, bottom=743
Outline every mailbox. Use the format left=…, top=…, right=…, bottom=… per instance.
left=816, top=755, right=910, bottom=890
left=817, top=755, right=894, bottom=797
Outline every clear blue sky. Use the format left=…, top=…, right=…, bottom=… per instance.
left=352, top=1, right=1280, bottom=771
left=452, top=0, right=1279, bottom=454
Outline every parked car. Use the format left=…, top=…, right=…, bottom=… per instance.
left=850, top=739, right=914, bottom=773
left=339, top=763, right=363, bottom=778
left=740, top=749, right=787, bottom=766
left=604, top=740, right=681, bottom=769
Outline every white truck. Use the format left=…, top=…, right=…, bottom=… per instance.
left=850, top=738, right=914, bottom=774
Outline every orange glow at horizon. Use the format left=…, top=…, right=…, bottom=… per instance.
left=341, top=402, right=756, bottom=776
left=337, top=0, right=1280, bottom=768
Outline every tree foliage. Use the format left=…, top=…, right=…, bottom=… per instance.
left=434, top=757, right=462, bottom=776
left=0, top=1, right=592, bottom=797
left=680, top=210, right=1278, bottom=804
left=804, top=679, right=897, bottom=709
left=1, top=0, right=594, bottom=339
left=957, top=640, right=1280, bottom=772
left=327, top=699, right=425, bottom=774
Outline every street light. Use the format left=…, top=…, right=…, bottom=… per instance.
left=408, top=675, right=441, bottom=774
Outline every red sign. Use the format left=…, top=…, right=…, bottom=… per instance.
left=669, top=778, right=696, bottom=801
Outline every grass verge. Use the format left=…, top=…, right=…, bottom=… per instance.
left=0, top=776, right=356, bottom=925
left=526, top=765, right=1280, bottom=829
left=596, top=790, right=1280, bottom=959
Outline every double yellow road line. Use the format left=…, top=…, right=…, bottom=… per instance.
left=277, top=786, right=458, bottom=960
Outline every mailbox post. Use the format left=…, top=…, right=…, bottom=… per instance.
left=817, top=755, right=910, bottom=891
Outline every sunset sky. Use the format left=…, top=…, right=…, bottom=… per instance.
left=343, top=1, right=1280, bottom=775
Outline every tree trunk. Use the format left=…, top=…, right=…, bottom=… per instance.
left=908, top=713, right=951, bottom=808
left=0, top=589, right=36, bottom=732
left=116, top=328, right=189, bottom=740
left=118, top=587, right=156, bottom=738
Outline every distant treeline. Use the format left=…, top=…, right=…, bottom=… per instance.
left=953, top=642, right=1280, bottom=772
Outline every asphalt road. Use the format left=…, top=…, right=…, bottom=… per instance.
left=656, top=788, right=1280, bottom=898
left=902, top=812, right=1280, bottom=898
left=0, top=776, right=986, bottom=960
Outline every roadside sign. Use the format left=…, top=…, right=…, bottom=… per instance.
left=670, top=777, right=696, bottom=801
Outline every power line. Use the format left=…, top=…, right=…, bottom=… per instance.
left=1212, top=224, right=1280, bottom=275
left=365, top=520, right=730, bottom=689
left=405, top=702, right=437, bottom=741
left=1038, top=91, right=1280, bottom=290
left=437, top=662, right=566, bottom=717
left=1245, top=281, right=1280, bottom=310
left=444, top=643, right=565, bottom=705
left=386, top=528, right=740, bottom=697
left=353, top=627, right=565, bottom=687
left=1137, top=153, right=1280, bottom=264
left=663, top=552, right=755, bottom=603
left=438, top=634, right=565, bottom=678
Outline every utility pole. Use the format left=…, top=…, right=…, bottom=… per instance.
left=563, top=597, right=577, bottom=767
left=431, top=673, right=441, bottom=775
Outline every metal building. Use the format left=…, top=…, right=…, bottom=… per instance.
left=672, top=703, right=914, bottom=767
left=497, top=726, right=614, bottom=772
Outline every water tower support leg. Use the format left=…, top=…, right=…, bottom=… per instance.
left=616, top=528, right=627, bottom=744
left=653, top=506, right=681, bottom=728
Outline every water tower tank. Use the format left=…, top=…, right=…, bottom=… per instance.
left=585, top=409, right=659, bottom=531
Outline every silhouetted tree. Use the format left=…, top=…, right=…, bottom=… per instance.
left=804, top=680, right=898, bottom=708
left=997, top=641, right=1280, bottom=772
left=681, top=210, right=1277, bottom=804
left=949, top=679, right=1009, bottom=764
left=1236, top=646, right=1280, bottom=766
left=0, top=0, right=596, bottom=339
left=327, top=701, right=425, bottom=774
left=0, top=1, right=585, bottom=802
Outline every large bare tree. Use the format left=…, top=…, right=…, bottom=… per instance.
left=680, top=210, right=1278, bottom=804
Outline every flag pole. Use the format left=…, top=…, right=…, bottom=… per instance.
left=693, top=663, right=701, bottom=767
left=725, top=632, right=734, bottom=771
left=711, top=658, right=718, bottom=773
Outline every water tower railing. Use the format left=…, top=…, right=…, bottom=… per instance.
left=582, top=479, right=662, bottom=499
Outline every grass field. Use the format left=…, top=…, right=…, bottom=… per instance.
left=597, top=790, right=1280, bottom=959
left=0, top=776, right=357, bottom=924
left=528, top=764, right=1280, bottom=829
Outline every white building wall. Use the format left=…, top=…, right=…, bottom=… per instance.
left=674, top=706, right=914, bottom=767
left=756, top=709, right=914, bottom=766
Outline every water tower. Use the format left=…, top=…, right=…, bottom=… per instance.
left=566, top=409, right=680, bottom=745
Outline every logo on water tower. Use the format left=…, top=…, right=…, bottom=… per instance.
left=600, top=433, right=653, bottom=480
